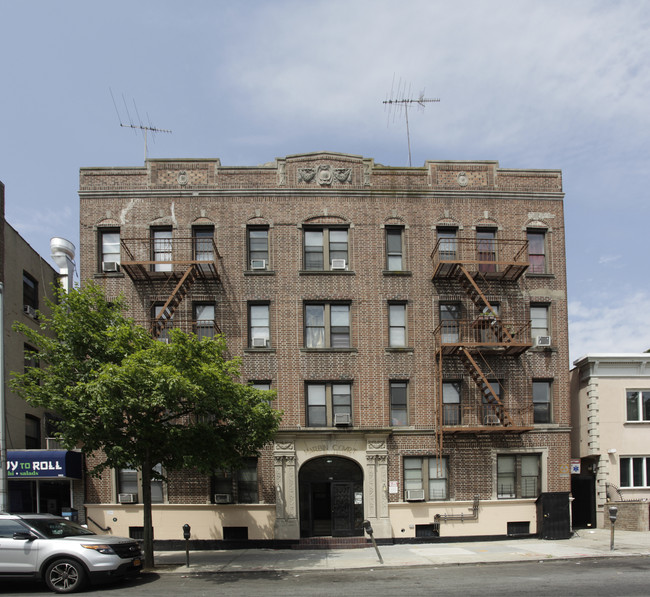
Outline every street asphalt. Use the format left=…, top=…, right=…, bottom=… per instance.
left=152, top=528, right=650, bottom=573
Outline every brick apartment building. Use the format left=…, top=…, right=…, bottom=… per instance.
left=78, top=152, right=570, bottom=545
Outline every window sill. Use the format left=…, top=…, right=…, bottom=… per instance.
left=299, top=270, right=355, bottom=275
left=244, top=270, right=275, bottom=276
left=385, top=347, right=414, bottom=353
left=93, top=272, right=125, bottom=279
left=300, top=348, right=358, bottom=353
left=382, top=270, right=412, bottom=276
left=244, top=348, right=276, bottom=354
left=526, top=273, right=555, bottom=279
left=624, top=421, right=650, bottom=425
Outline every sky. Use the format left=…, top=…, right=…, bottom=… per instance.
left=1, top=0, right=649, bottom=366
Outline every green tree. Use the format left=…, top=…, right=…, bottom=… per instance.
left=11, top=283, right=281, bottom=568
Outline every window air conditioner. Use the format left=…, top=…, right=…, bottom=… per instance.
left=102, top=261, right=120, bottom=273
left=118, top=493, right=137, bottom=504
left=250, top=259, right=267, bottom=270
left=405, top=489, right=425, bottom=501
left=334, top=413, right=351, bottom=426
left=214, top=494, right=232, bottom=504
left=23, top=305, right=37, bottom=318
left=535, top=335, right=551, bottom=347
left=331, top=259, right=347, bottom=270
left=251, top=337, right=268, bottom=348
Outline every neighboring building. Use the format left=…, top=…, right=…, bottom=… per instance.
left=0, top=181, right=83, bottom=516
left=79, top=153, right=570, bottom=544
left=571, top=354, right=650, bottom=529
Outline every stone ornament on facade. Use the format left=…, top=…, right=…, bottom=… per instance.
left=177, top=171, right=189, bottom=186
left=457, top=171, right=469, bottom=187
left=275, top=440, right=295, bottom=451
left=297, top=168, right=316, bottom=183
left=297, top=165, right=352, bottom=186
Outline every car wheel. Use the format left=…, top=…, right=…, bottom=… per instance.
left=44, top=558, right=87, bottom=593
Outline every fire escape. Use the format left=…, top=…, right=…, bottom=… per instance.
left=432, top=237, right=533, bottom=455
left=119, top=235, right=221, bottom=339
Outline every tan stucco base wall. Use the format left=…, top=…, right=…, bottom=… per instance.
left=85, top=504, right=276, bottom=541
left=389, top=499, right=538, bottom=538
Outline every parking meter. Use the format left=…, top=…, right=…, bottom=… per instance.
left=183, top=523, right=191, bottom=540
left=608, top=505, right=618, bottom=551
left=362, top=520, right=373, bottom=535
left=183, top=524, right=191, bottom=567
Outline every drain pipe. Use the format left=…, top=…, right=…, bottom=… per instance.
left=434, top=496, right=480, bottom=523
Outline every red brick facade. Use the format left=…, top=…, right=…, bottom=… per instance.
left=79, top=153, right=569, bottom=542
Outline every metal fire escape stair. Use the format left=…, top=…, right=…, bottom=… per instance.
left=151, top=264, right=200, bottom=338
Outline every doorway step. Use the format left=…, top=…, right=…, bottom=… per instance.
left=293, top=537, right=369, bottom=550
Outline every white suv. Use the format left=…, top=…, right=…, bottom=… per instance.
left=0, top=513, right=142, bottom=593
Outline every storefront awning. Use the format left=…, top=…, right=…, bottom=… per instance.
left=7, top=450, right=83, bottom=480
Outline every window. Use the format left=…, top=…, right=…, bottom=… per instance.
left=388, top=303, right=406, bottom=347
left=23, top=272, right=38, bottom=311
left=99, top=228, right=120, bottom=271
left=497, top=454, right=541, bottom=499
left=248, top=227, right=269, bottom=269
left=442, top=381, right=461, bottom=425
left=476, top=228, right=496, bottom=273
left=620, top=457, right=650, bottom=488
left=626, top=390, right=650, bottom=422
left=304, top=303, right=350, bottom=348
left=530, top=305, right=549, bottom=339
left=25, top=415, right=41, bottom=449
left=249, top=303, right=270, bottom=348
left=24, top=343, right=38, bottom=373
left=404, top=457, right=448, bottom=500
left=437, top=228, right=458, bottom=261
left=440, top=303, right=461, bottom=344
left=194, top=303, right=216, bottom=340
left=527, top=230, right=546, bottom=274
left=151, top=228, right=172, bottom=272
left=386, top=227, right=404, bottom=270
left=533, top=380, right=552, bottom=424
left=306, top=382, right=352, bottom=427
left=483, top=380, right=502, bottom=425
left=193, top=226, right=214, bottom=262
left=390, top=381, right=408, bottom=426
left=153, top=303, right=173, bottom=342
left=212, top=458, right=259, bottom=503
left=250, top=381, right=272, bottom=403
left=304, top=227, right=348, bottom=271
left=118, top=465, right=164, bottom=503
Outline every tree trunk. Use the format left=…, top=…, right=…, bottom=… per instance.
left=141, top=456, right=154, bottom=569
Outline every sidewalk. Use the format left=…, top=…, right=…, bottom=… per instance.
left=153, top=528, right=650, bottom=573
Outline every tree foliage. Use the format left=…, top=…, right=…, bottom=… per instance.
left=11, top=283, right=282, bottom=566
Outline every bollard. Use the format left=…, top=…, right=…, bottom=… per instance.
left=362, top=520, right=384, bottom=565
left=183, top=523, right=191, bottom=567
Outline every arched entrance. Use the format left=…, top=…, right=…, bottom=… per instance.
left=299, top=456, right=364, bottom=538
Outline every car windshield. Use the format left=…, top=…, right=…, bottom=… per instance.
left=26, top=518, right=96, bottom=538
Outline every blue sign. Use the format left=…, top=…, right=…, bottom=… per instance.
left=6, top=450, right=82, bottom=479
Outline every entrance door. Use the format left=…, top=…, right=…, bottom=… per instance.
left=299, top=457, right=363, bottom=538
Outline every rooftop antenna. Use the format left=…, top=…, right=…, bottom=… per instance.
left=110, top=88, right=172, bottom=161
left=383, top=77, right=440, bottom=167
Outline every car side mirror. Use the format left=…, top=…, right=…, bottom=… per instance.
left=13, top=531, right=37, bottom=541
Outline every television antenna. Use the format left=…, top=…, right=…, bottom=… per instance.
left=383, top=78, right=439, bottom=166
left=110, top=88, right=172, bottom=161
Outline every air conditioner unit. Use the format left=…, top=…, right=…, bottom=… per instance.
left=23, top=305, right=37, bottom=318
left=250, top=259, right=267, bottom=270
left=331, top=259, right=347, bottom=270
left=251, top=337, right=268, bottom=348
left=334, top=413, right=351, bottom=426
left=535, top=335, right=551, bottom=347
left=102, top=261, right=120, bottom=273
left=118, top=493, right=137, bottom=504
left=214, top=494, right=232, bottom=504
left=405, top=489, right=425, bottom=501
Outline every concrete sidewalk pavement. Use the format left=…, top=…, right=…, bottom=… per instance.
left=152, top=528, right=650, bottom=574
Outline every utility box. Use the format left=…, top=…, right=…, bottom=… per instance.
left=536, top=492, right=571, bottom=539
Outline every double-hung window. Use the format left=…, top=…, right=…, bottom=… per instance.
left=477, top=228, right=497, bottom=273
left=497, top=454, right=541, bottom=499
left=442, top=381, right=461, bottom=425
left=404, top=456, right=448, bottom=501
left=248, top=227, right=269, bottom=270
left=304, top=227, right=348, bottom=271
left=531, top=305, right=549, bottom=342
left=620, top=457, right=650, bottom=488
left=626, top=390, right=650, bottom=421
left=151, top=228, right=172, bottom=272
left=440, top=303, right=461, bottom=344
left=194, top=303, right=216, bottom=340
left=388, top=303, right=406, bottom=347
left=306, top=382, right=352, bottom=427
left=23, top=272, right=38, bottom=312
left=305, top=303, right=350, bottom=348
left=249, top=303, right=270, bottom=348
left=193, top=226, right=214, bottom=262
left=386, top=227, right=404, bottom=270
left=118, top=464, right=164, bottom=503
left=533, top=380, right=552, bottom=424
left=527, top=230, right=546, bottom=274
left=437, top=228, right=458, bottom=261
left=153, top=303, right=173, bottom=342
left=25, top=415, right=41, bottom=449
left=99, top=228, right=121, bottom=272
left=212, top=458, right=259, bottom=504
left=390, top=381, right=408, bottom=426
